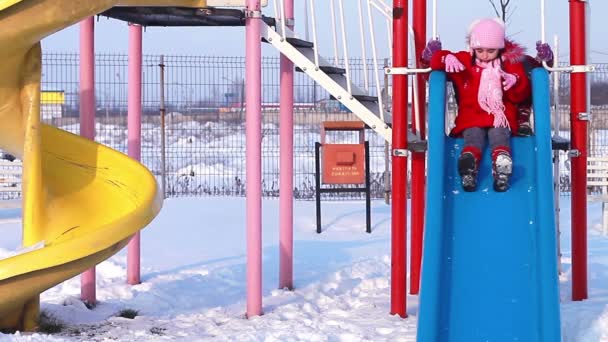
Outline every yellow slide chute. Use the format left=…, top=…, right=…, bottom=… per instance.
left=0, top=0, right=211, bottom=331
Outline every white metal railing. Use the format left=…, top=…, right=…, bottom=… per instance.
left=540, top=0, right=594, bottom=73
left=552, top=35, right=561, bottom=137
left=357, top=0, right=369, bottom=91
left=337, top=0, right=352, bottom=94
left=308, top=0, right=320, bottom=68
left=432, top=0, right=438, bottom=39
left=273, top=0, right=392, bottom=122
left=369, top=0, right=392, bottom=61
left=329, top=0, right=340, bottom=65
left=365, top=0, right=390, bottom=120
left=303, top=0, right=310, bottom=41
left=272, top=0, right=280, bottom=32
left=279, top=0, right=286, bottom=37
left=408, top=24, right=421, bottom=135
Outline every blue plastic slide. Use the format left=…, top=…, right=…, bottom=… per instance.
left=417, top=69, right=561, bottom=341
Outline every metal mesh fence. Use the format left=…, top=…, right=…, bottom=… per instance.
left=1, top=53, right=607, bottom=200
left=34, top=53, right=391, bottom=200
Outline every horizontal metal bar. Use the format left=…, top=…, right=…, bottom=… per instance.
left=318, top=187, right=368, bottom=193
left=0, top=186, right=21, bottom=192
left=392, top=148, right=410, bottom=157
left=385, top=66, right=432, bottom=75
left=0, top=170, right=22, bottom=175
left=543, top=61, right=595, bottom=73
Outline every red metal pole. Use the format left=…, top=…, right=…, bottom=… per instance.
left=569, top=0, right=588, bottom=301
left=409, top=0, right=427, bottom=296
left=391, top=0, right=409, bottom=318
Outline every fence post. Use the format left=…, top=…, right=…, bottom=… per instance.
left=159, top=55, right=166, bottom=198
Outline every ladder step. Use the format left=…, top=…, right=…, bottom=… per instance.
left=551, top=136, right=570, bottom=151
left=408, top=132, right=428, bottom=152
left=408, top=140, right=428, bottom=152
left=286, top=37, right=314, bottom=48
left=296, top=66, right=346, bottom=74
left=353, top=94, right=378, bottom=102
left=329, top=94, right=377, bottom=102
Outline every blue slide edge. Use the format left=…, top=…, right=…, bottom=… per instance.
left=416, top=69, right=561, bottom=341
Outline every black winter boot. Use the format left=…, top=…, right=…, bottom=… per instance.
left=517, top=121, right=533, bottom=136
left=516, top=106, right=533, bottom=136
left=458, top=152, right=478, bottom=192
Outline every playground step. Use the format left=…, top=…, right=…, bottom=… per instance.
left=296, top=65, right=346, bottom=75
left=285, top=37, right=313, bottom=48
left=408, top=131, right=428, bottom=152
left=330, top=94, right=378, bottom=103
left=551, top=135, right=570, bottom=151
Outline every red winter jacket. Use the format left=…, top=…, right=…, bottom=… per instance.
left=430, top=50, right=531, bottom=136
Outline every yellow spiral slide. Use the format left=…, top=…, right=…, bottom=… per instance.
left=0, top=0, right=208, bottom=331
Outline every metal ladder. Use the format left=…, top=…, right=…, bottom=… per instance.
left=261, top=1, right=426, bottom=151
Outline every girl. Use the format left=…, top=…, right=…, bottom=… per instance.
left=428, top=18, right=531, bottom=192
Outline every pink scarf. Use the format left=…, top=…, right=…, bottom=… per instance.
left=476, top=59, right=510, bottom=129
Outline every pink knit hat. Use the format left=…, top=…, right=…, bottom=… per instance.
left=467, top=18, right=505, bottom=50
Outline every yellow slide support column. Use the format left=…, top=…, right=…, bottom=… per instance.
left=20, top=42, right=44, bottom=332
left=0, top=41, right=45, bottom=332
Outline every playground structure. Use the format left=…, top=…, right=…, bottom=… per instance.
left=0, top=0, right=594, bottom=340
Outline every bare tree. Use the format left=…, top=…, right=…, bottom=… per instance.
left=489, top=0, right=516, bottom=23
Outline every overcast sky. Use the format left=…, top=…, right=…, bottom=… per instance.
left=40, top=1, right=607, bottom=62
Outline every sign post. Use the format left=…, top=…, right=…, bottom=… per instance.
left=315, top=121, right=371, bottom=233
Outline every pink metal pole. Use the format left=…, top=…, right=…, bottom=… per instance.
left=79, top=17, right=96, bottom=305
left=127, top=24, right=143, bottom=285
left=279, top=0, right=294, bottom=290
left=246, top=0, right=263, bottom=317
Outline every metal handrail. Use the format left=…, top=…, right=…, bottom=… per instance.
left=279, top=0, right=286, bottom=37
left=374, top=0, right=393, bottom=59
left=408, top=24, right=421, bottom=135
left=304, top=0, right=310, bottom=41
left=432, top=0, right=438, bottom=39
left=540, top=0, right=594, bottom=74
left=366, top=0, right=384, bottom=120
left=369, top=0, right=392, bottom=61
left=357, top=0, right=370, bottom=91
left=309, top=0, right=320, bottom=68
left=553, top=35, right=561, bottom=136
left=329, top=0, right=340, bottom=65
left=337, top=0, right=352, bottom=94
left=272, top=0, right=279, bottom=33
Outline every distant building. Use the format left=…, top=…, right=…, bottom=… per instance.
left=41, top=90, right=65, bottom=119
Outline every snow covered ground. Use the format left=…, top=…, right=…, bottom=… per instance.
left=0, top=197, right=607, bottom=341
